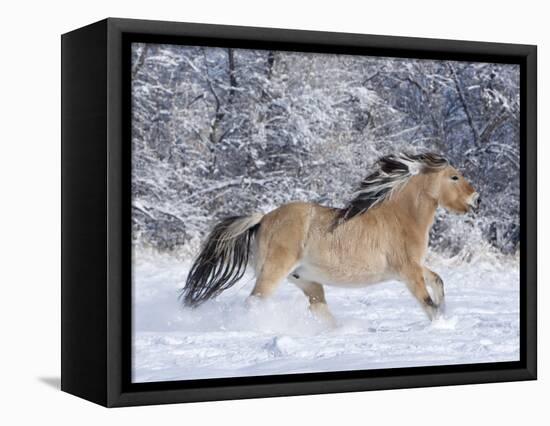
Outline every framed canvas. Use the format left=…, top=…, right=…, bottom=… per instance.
left=61, top=18, right=537, bottom=407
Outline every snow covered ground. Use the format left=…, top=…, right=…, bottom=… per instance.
left=132, top=248, right=520, bottom=383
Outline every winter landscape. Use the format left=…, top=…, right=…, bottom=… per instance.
left=131, top=43, right=520, bottom=382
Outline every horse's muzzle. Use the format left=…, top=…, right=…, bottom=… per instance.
left=469, top=192, right=481, bottom=212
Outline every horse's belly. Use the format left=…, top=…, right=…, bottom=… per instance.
left=294, top=263, right=394, bottom=288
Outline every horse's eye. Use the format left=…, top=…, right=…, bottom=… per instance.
left=451, top=175, right=459, bottom=181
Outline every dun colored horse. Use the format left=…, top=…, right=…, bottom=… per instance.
left=181, top=152, right=480, bottom=324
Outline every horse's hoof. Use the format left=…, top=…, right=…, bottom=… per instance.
left=310, top=303, right=338, bottom=329
left=244, top=295, right=262, bottom=309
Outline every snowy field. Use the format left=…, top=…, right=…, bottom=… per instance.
left=132, top=248, right=519, bottom=383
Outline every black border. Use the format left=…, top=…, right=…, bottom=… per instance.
left=102, top=18, right=536, bottom=407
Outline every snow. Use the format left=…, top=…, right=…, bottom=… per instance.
left=132, top=248, right=519, bottom=383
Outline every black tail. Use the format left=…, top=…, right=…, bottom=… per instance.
left=180, top=214, right=263, bottom=307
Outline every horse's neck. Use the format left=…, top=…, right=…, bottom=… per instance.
left=391, top=179, right=438, bottom=235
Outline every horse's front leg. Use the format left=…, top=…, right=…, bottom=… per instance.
left=400, top=264, right=441, bottom=321
left=423, top=267, right=445, bottom=311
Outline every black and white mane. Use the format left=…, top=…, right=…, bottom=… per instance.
left=336, top=152, right=449, bottom=224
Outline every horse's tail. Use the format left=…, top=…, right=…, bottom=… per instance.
left=180, top=213, right=263, bottom=307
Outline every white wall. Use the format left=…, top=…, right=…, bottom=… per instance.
left=1, top=0, right=545, bottom=423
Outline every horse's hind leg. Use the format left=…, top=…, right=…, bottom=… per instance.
left=248, top=201, right=311, bottom=301
left=401, top=264, right=440, bottom=321
left=289, top=277, right=336, bottom=327
left=249, top=245, right=298, bottom=300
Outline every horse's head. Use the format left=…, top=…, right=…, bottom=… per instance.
left=435, top=165, right=480, bottom=214
left=336, top=153, right=480, bottom=224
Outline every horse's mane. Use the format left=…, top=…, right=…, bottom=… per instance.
left=334, top=152, right=449, bottom=225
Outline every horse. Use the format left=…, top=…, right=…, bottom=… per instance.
left=180, top=152, right=480, bottom=325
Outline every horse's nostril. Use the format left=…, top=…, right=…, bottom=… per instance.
left=471, top=193, right=481, bottom=210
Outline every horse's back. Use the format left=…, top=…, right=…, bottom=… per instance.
left=260, top=202, right=337, bottom=236
left=253, top=202, right=332, bottom=267
left=257, top=201, right=330, bottom=243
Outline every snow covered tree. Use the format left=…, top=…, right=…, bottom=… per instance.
left=131, top=43, right=520, bottom=256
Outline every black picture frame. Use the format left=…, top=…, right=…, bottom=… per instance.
left=61, top=17, right=537, bottom=407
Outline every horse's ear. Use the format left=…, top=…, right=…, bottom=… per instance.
left=417, top=152, right=449, bottom=174
left=421, top=164, right=444, bottom=174
left=424, top=165, right=449, bottom=176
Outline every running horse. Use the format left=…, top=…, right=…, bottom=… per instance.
left=181, top=152, right=480, bottom=324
